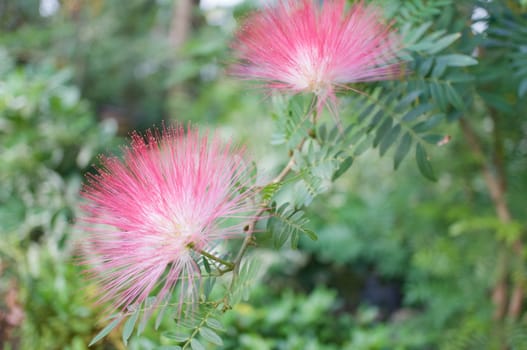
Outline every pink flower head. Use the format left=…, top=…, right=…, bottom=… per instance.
left=232, top=0, right=403, bottom=112
left=79, top=124, right=254, bottom=318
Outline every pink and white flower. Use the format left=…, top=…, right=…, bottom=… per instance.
left=232, top=0, right=403, bottom=111
left=79, top=125, right=254, bottom=317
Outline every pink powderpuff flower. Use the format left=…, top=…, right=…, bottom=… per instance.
left=232, top=0, right=403, bottom=113
left=79, top=124, right=255, bottom=319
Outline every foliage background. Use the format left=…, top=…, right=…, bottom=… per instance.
left=1, top=0, right=527, bottom=349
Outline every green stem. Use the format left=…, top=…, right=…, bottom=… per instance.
left=181, top=302, right=219, bottom=350
left=232, top=206, right=266, bottom=270
left=196, top=248, right=234, bottom=269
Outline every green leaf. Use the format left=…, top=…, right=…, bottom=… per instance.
left=394, top=133, right=412, bottom=170
left=162, top=331, right=189, bottom=342
left=331, top=156, right=353, bottom=181
left=444, top=72, right=475, bottom=83
left=202, top=256, right=211, bottom=274
left=203, top=276, right=216, bottom=299
left=352, top=134, right=372, bottom=157
left=328, top=124, right=340, bottom=141
left=269, top=214, right=289, bottom=249
left=356, top=102, right=377, bottom=124
left=394, top=90, right=423, bottom=112
left=431, top=59, right=447, bottom=78
left=402, top=103, right=434, bottom=122
left=423, top=134, right=445, bottom=144
left=518, top=78, right=527, bottom=97
left=430, top=82, right=447, bottom=110
left=155, top=303, right=171, bottom=331
left=437, top=54, right=478, bottom=67
left=206, top=318, right=225, bottom=332
left=409, top=31, right=456, bottom=53
left=270, top=218, right=288, bottom=248
left=416, top=143, right=437, bottom=181
left=137, top=297, right=157, bottom=334
left=271, top=94, right=311, bottom=148
left=190, top=338, right=205, bottom=350
left=478, top=92, right=514, bottom=114
left=444, top=84, right=464, bottom=110
left=427, top=33, right=461, bottom=54
left=379, top=124, right=401, bottom=157
left=122, top=308, right=139, bottom=345
left=89, top=317, right=121, bottom=346
left=373, top=118, right=393, bottom=147
left=261, top=182, right=282, bottom=203
left=419, top=58, right=434, bottom=76
left=302, top=228, right=318, bottom=241
left=200, top=327, right=223, bottom=346
left=404, top=22, right=433, bottom=45
left=368, top=107, right=384, bottom=127
left=290, top=232, right=300, bottom=249
left=412, top=113, right=445, bottom=133
left=268, top=204, right=317, bottom=248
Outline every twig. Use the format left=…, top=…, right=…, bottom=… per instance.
left=232, top=149, right=299, bottom=271
left=227, top=95, right=317, bottom=302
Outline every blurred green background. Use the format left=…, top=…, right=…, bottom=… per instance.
left=1, top=0, right=527, bottom=349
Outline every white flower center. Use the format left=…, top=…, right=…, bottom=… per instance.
left=146, top=211, right=199, bottom=248
left=287, top=47, right=331, bottom=95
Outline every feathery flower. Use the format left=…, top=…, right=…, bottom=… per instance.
left=79, top=125, right=254, bottom=317
left=232, top=0, right=403, bottom=112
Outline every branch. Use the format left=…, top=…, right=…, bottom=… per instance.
left=169, top=0, right=193, bottom=50
left=232, top=150, right=298, bottom=271
left=459, top=118, right=511, bottom=222
left=227, top=95, right=317, bottom=304
left=459, top=117, right=523, bottom=320
left=488, top=110, right=525, bottom=320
